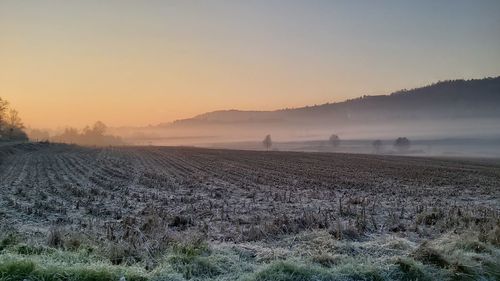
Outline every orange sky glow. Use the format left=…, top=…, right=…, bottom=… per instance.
left=1, top=1, right=499, bottom=129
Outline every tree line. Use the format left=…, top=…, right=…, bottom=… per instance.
left=0, top=97, right=28, bottom=141
left=263, top=134, right=411, bottom=154
left=49, top=121, right=124, bottom=146
left=0, top=96, right=122, bottom=146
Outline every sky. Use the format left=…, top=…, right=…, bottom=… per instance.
left=1, top=0, right=500, bottom=129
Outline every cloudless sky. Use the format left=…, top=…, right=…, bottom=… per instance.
left=1, top=0, right=499, bottom=128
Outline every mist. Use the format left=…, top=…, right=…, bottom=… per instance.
left=16, top=77, right=499, bottom=158
left=97, top=78, right=500, bottom=158
left=104, top=117, right=498, bottom=157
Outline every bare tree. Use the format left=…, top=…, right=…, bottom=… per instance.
left=329, top=134, right=340, bottom=147
left=1, top=108, right=27, bottom=140
left=372, top=139, right=382, bottom=153
left=7, top=109, right=24, bottom=139
left=7, top=109, right=23, bottom=129
left=0, top=98, right=29, bottom=141
left=0, top=98, right=8, bottom=112
left=0, top=98, right=9, bottom=134
left=394, top=137, right=410, bottom=152
left=263, top=134, right=272, bottom=151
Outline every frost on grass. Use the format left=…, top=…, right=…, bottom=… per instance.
left=0, top=143, right=499, bottom=280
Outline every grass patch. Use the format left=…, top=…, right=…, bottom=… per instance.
left=15, top=244, right=54, bottom=255
left=162, top=237, right=226, bottom=279
left=172, top=239, right=209, bottom=257
left=311, top=253, right=340, bottom=268
left=410, top=233, right=500, bottom=281
left=329, top=261, right=385, bottom=281
left=412, top=242, right=449, bottom=268
left=483, top=261, right=500, bottom=280
left=0, top=234, right=18, bottom=252
left=0, top=231, right=498, bottom=281
left=0, top=258, right=147, bottom=281
left=167, top=255, right=221, bottom=279
left=394, top=258, right=433, bottom=281
left=246, top=261, right=334, bottom=281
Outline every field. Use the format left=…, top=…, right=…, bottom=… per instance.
left=0, top=142, right=499, bottom=280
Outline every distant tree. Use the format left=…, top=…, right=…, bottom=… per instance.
left=27, top=128, right=50, bottom=141
left=7, top=109, right=24, bottom=138
left=92, top=121, right=107, bottom=136
left=8, top=109, right=23, bottom=128
left=0, top=99, right=27, bottom=141
left=0, top=98, right=8, bottom=115
left=263, top=134, right=272, bottom=151
left=82, top=125, right=92, bottom=135
left=329, top=134, right=340, bottom=147
left=52, top=121, right=122, bottom=146
left=372, top=139, right=382, bottom=153
left=394, top=137, right=410, bottom=152
left=60, top=128, right=80, bottom=143
left=0, top=98, right=9, bottom=135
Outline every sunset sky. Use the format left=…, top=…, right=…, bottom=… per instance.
left=1, top=0, right=500, bottom=129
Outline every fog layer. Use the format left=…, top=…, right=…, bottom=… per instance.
left=105, top=78, right=500, bottom=157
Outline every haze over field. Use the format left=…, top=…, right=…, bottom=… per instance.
left=135, top=77, right=500, bottom=141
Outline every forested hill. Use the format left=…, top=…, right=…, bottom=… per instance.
left=168, top=77, right=500, bottom=127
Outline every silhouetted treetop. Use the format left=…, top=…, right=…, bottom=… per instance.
left=394, top=137, right=411, bottom=152
left=263, top=134, right=272, bottom=150
left=329, top=134, right=340, bottom=147
left=0, top=97, right=28, bottom=141
left=52, top=121, right=123, bottom=146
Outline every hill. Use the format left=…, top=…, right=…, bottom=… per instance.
left=119, top=77, right=500, bottom=145
left=170, top=77, right=500, bottom=127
